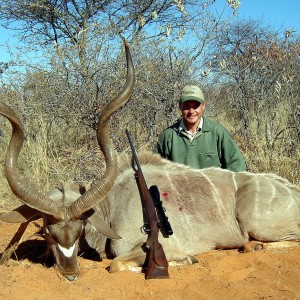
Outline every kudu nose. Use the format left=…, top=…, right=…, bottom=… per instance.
left=65, top=274, right=78, bottom=281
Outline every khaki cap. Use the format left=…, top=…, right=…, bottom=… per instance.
left=179, top=85, right=204, bottom=103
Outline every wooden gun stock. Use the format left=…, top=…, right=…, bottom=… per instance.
left=142, top=239, right=169, bottom=279
left=126, top=129, right=169, bottom=279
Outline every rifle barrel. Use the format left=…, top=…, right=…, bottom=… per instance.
left=125, top=129, right=142, bottom=170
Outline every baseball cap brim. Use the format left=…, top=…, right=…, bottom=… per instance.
left=179, top=95, right=204, bottom=103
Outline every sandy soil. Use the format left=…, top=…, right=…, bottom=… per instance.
left=1, top=221, right=300, bottom=300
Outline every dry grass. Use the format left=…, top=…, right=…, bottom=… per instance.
left=0, top=94, right=299, bottom=209
left=219, top=100, right=299, bottom=185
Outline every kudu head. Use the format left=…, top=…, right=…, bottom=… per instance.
left=0, top=40, right=135, bottom=281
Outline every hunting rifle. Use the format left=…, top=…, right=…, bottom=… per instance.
left=125, top=129, right=173, bottom=279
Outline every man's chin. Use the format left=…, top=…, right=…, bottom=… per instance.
left=186, top=118, right=199, bottom=124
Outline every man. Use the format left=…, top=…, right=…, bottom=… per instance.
left=155, top=85, right=246, bottom=171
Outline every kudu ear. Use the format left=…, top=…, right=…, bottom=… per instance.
left=0, top=204, right=40, bottom=223
left=87, top=211, right=121, bottom=240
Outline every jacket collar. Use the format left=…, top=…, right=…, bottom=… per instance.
left=179, top=117, right=203, bottom=134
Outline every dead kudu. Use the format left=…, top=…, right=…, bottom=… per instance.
left=1, top=51, right=300, bottom=282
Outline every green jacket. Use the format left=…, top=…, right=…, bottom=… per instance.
left=155, top=117, right=246, bottom=172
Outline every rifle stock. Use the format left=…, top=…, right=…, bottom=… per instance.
left=126, top=130, right=169, bottom=279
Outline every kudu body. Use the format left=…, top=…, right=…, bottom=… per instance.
left=85, top=152, right=300, bottom=272
left=1, top=42, right=300, bottom=280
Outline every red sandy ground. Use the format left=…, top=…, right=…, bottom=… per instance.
left=0, top=221, right=300, bottom=300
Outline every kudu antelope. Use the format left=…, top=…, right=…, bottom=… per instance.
left=1, top=44, right=300, bottom=282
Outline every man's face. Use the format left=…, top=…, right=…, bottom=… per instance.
left=179, top=100, right=206, bottom=127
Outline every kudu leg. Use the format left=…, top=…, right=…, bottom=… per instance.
left=109, top=245, right=146, bottom=273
